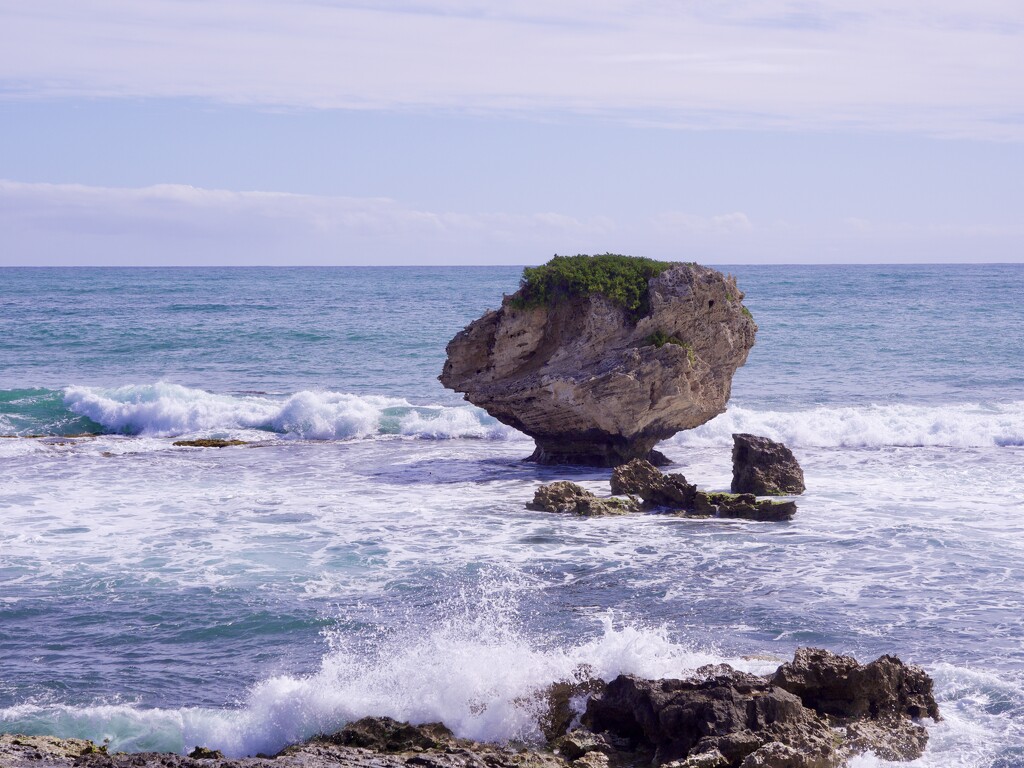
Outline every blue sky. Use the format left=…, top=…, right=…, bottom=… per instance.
left=1, top=1, right=1022, bottom=265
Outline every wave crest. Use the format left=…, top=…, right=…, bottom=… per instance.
left=61, top=383, right=515, bottom=440
left=673, top=402, right=1024, bottom=449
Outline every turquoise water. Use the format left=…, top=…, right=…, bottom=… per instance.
left=1, top=265, right=1023, bottom=765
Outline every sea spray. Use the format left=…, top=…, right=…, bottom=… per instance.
left=0, top=599, right=772, bottom=758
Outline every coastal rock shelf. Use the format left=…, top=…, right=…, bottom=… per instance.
left=440, top=256, right=756, bottom=466
left=0, top=648, right=937, bottom=768
left=528, top=460, right=797, bottom=521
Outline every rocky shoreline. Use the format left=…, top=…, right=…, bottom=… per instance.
left=0, top=648, right=938, bottom=768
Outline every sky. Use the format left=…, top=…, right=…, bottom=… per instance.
left=1, top=1, right=1023, bottom=265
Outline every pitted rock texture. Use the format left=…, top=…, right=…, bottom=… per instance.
left=731, top=434, right=805, bottom=496
left=582, top=670, right=840, bottom=767
left=610, top=458, right=697, bottom=508
left=526, top=481, right=639, bottom=517
left=605, top=459, right=796, bottom=521
left=771, top=648, right=940, bottom=722
left=440, top=263, right=756, bottom=466
left=580, top=649, right=938, bottom=767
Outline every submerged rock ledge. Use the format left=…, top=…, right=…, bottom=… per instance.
left=440, top=257, right=756, bottom=466
left=1, top=648, right=937, bottom=768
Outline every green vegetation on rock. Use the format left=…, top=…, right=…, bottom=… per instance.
left=643, top=330, right=685, bottom=348
left=643, top=331, right=695, bottom=365
left=509, top=253, right=673, bottom=318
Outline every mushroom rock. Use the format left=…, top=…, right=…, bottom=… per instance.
left=440, top=258, right=757, bottom=466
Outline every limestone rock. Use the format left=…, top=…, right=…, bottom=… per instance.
left=440, top=261, right=756, bottom=466
left=692, top=492, right=797, bottom=522
left=771, top=648, right=940, bottom=722
left=731, top=435, right=805, bottom=496
left=582, top=670, right=840, bottom=767
left=843, top=717, right=930, bottom=762
left=609, top=459, right=795, bottom=521
left=527, top=481, right=639, bottom=517
left=611, top=459, right=697, bottom=508
left=541, top=671, right=606, bottom=743
left=320, top=716, right=456, bottom=752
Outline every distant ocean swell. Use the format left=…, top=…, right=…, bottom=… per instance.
left=2, top=383, right=1024, bottom=448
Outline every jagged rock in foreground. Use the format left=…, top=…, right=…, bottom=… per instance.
left=607, top=459, right=797, bottom=521
left=0, top=649, right=938, bottom=768
left=527, top=481, right=640, bottom=517
left=581, top=649, right=938, bottom=767
left=440, top=258, right=756, bottom=466
left=582, top=669, right=838, bottom=767
left=731, top=434, right=805, bottom=496
left=771, top=648, right=940, bottom=722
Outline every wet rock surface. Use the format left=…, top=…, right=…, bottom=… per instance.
left=610, top=460, right=697, bottom=508
left=606, top=460, right=796, bottom=521
left=771, top=648, right=940, bottom=722
left=1, top=649, right=937, bottom=768
left=440, top=262, right=756, bottom=466
left=691, top=492, right=797, bottom=522
left=527, top=481, right=640, bottom=517
left=731, top=435, right=805, bottom=496
left=580, top=649, right=938, bottom=767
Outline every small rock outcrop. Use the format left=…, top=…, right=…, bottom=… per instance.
left=440, top=257, right=756, bottom=466
left=606, top=459, right=796, bottom=521
left=527, top=481, right=640, bottom=517
left=731, top=434, right=805, bottom=496
left=610, top=459, right=697, bottom=508
left=172, top=439, right=249, bottom=448
left=693, top=492, right=797, bottom=522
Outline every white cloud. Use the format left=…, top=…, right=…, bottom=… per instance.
left=1, top=1, right=1023, bottom=138
left=0, top=180, right=615, bottom=265
left=2, top=180, right=1020, bottom=266
left=653, top=212, right=754, bottom=234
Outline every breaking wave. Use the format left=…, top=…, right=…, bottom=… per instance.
left=3, top=385, right=1023, bottom=448
left=673, top=401, right=1024, bottom=449
left=55, top=383, right=516, bottom=440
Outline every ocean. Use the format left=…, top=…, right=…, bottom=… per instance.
left=1, top=264, right=1022, bottom=766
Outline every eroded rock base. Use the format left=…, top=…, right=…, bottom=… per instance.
left=528, top=440, right=670, bottom=468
